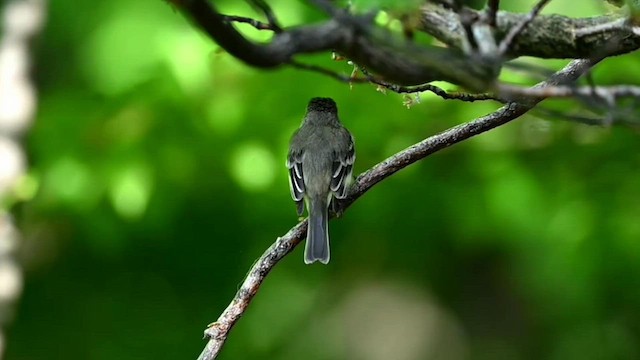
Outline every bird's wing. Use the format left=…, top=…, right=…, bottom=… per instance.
left=286, top=149, right=305, bottom=215
left=330, top=133, right=355, bottom=199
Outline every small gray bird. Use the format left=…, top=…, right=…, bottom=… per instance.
left=287, top=98, right=355, bottom=264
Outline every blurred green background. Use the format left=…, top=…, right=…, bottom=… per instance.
left=5, top=0, right=640, bottom=359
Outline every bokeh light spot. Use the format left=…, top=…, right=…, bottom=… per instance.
left=158, top=30, right=211, bottom=94
left=46, top=156, right=92, bottom=204
left=80, top=1, right=177, bottom=94
left=230, top=143, right=276, bottom=192
left=109, top=164, right=152, bottom=220
left=206, top=91, right=244, bottom=136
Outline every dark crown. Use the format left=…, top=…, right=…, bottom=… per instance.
left=307, top=97, right=338, bottom=113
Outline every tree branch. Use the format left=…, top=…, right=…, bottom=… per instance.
left=221, top=14, right=278, bottom=31
left=497, top=0, right=552, bottom=55
left=173, top=0, right=640, bottom=92
left=420, top=2, right=640, bottom=58
left=487, top=0, right=500, bottom=27
left=196, top=57, right=602, bottom=360
left=246, top=0, right=282, bottom=32
left=173, top=0, right=498, bottom=90
left=498, top=83, right=640, bottom=100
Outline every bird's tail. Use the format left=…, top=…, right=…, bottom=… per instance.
left=304, top=196, right=330, bottom=264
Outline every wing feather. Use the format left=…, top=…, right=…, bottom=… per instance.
left=287, top=150, right=305, bottom=216
left=330, top=134, right=355, bottom=199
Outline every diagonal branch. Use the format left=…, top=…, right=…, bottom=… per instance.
left=196, top=57, right=602, bottom=360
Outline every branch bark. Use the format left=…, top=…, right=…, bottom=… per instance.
left=174, top=0, right=639, bottom=91
left=196, top=57, right=602, bottom=360
left=420, top=2, right=640, bottom=58
left=175, top=0, right=499, bottom=90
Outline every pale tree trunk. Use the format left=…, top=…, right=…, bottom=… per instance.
left=0, top=0, right=46, bottom=358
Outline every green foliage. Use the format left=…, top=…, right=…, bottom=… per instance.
left=5, top=0, right=640, bottom=359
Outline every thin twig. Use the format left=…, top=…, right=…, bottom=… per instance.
left=534, top=104, right=640, bottom=127
left=498, top=83, right=640, bottom=100
left=375, top=81, right=500, bottom=102
left=196, top=57, right=601, bottom=360
left=574, top=17, right=627, bottom=36
left=291, top=60, right=640, bottom=105
left=357, top=65, right=502, bottom=101
left=498, top=0, right=552, bottom=54
left=534, top=108, right=608, bottom=126
left=487, top=0, right=500, bottom=27
left=504, top=61, right=556, bottom=80
left=247, top=0, right=282, bottom=32
left=222, top=15, right=277, bottom=31
left=289, top=60, right=366, bottom=83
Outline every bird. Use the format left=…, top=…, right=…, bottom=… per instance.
left=287, top=97, right=355, bottom=264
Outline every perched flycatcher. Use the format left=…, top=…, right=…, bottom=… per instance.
left=287, top=98, right=355, bottom=264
